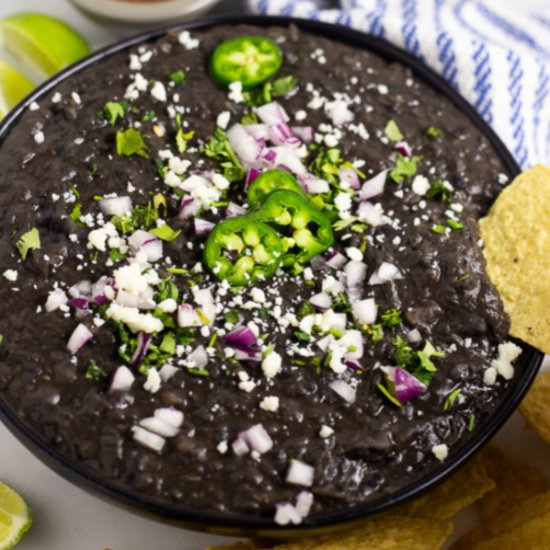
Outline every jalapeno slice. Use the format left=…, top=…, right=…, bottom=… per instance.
left=250, top=190, right=334, bottom=270
left=204, top=216, right=283, bottom=286
left=247, top=169, right=305, bottom=209
left=210, top=36, right=283, bottom=90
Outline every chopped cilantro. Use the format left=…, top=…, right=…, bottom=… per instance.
left=112, top=202, right=158, bottom=235
left=159, top=332, right=176, bottom=355
left=389, top=154, right=421, bottom=184
left=241, top=112, right=258, bottom=125
left=468, top=413, right=476, bottom=432
left=447, top=219, right=464, bottom=231
left=362, top=323, right=384, bottom=342
left=15, top=228, right=41, bottom=260
left=330, top=291, right=352, bottom=314
left=443, top=387, right=462, bottom=411
left=116, top=128, right=148, bottom=158
left=309, top=147, right=343, bottom=186
left=103, top=101, right=127, bottom=125
left=176, top=328, right=195, bottom=346
left=153, top=193, right=167, bottom=217
left=202, top=128, right=244, bottom=183
left=169, top=70, right=186, bottom=85
left=208, top=333, right=218, bottom=348
left=224, top=309, right=240, bottom=324
left=394, top=336, right=443, bottom=385
left=109, top=249, right=127, bottom=262
left=426, top=179, right=453, bottom=202
left=297, top=301, right=316, bottom=320
left=85, top=360, right=106, bottom=380
left=166, top=266, right=188, bottom=276
left=294, top=331, right=311, bottom=342
left=430, top=224, right=446, bottom=234
left=381, top=308, right=403, bottom=328
left=377, top=383, right=402, bottom=407
left=458, top=274, right=470, bottom=282
left=88, top=163, right=98, bottom=176
left=142, top=111, right=156, bottom=123
left=394, top=336, right=414, bottom=367
left=384, top=119, right=404, bottom=142
left=188, top=368, right=209, bottom=377
left=0, top=334, right=3, bottom=348
left=70, top=185, right=80, bottom=198
left=176, top=128, right=194, bottom=154
left=70, top=202, right=84, bottom=227
left=243, top=75, right=298, bottom=106
left=426, top=126, right=443, bottom=138
left=156, top=278, right=179, bottom=302
left=150, top=223, right=181, bottom=241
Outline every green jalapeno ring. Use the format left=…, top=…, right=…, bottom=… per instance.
left=204, top=216, right=283, bottom=286
left=210, top=36, right=283, bottom=90
left=247, top=169, right=305, bottom=209
left=249, top=190, right=334, bottom=269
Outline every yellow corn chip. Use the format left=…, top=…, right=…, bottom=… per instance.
left=518, top=371, right=550, bottom=443
left=480, top=443, right=548, bottom=522
left=479, top=164, right=550, bottom=354
left=397, top=453, right=494, bottom=520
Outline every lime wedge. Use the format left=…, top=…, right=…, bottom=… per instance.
left=0, top=13, right=90, bottom=80
left=0, top=59, right=35, bottom=119
left=0, top=481, right=32, bottom=550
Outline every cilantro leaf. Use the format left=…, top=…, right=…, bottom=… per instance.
left=426, top=126, right=443, bottom=138
left=70, top=202, right=85, bottom=227
left=85, top=360, right=106, bottom=380
left=297, top=301, right=316, bottom=320
left=103, top=101, right=127, bottom=125
left=149, top=223, right=181, bottom=241
left=426, top=179, right=453, bottom=202
left=116, top=128, right=148, bottom=158
left=381, top=308, right=403, bottom=328
left=169, top=70, right=186, bottom=85
left=443, top=387, right=462, bottom=411
left=384, top=119, right=404, bottom=142
left=156, top=278, right=179, bottom=302
left=447, top=219, right=464, bottom=231
left=241, top=112, right=258, bottom=125
left=159, top=332, right=176, bottom=355
left=389, top=154, right=421, bottom=183
left=16, top=228, right=41, bottom=260
left=224, top=309, right=240, bottom=324
left=176, top=128, right=195, bottom=154
left=243, top=75, right=298, bottom=106
left=377, top=382, right=402, bottom=407
left=202, top=128, right=244, bottom=183
left=430, top=224, right=446, bottom=234
left=0, top=334, right=3, bottom=348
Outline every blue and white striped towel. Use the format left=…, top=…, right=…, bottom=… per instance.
left=247, top=0, right=550, bottom=168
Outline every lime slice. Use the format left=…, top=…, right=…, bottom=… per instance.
left=0, top=13, right=90, bottom=80
left=0, top=59, right=35, bottom=119
left=0, top=481, right=32, bottom=550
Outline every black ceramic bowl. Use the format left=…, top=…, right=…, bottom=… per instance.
left=0, top=15, right=544, bottom=538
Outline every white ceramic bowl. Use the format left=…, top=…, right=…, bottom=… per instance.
left=68, top=0, right=222, bottom=27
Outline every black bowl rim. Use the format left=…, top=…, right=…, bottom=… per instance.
left=0, top=14, right=544, bottom=535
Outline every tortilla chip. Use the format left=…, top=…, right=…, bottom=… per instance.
left=397, top=453, right=494, bottom=520
left=207, top=515, right=452, bottom=550
left=518, top=371, right=550, bottom=443
left=479, top=164, right=550, bottom=354
left=480, top=443, right=548, bottom=522
left=453, top=491, right=550, bottom=549
left=207, top=543, right=261, bottom=550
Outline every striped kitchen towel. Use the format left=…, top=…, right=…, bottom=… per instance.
left=247, top=0, right=550, bottom=168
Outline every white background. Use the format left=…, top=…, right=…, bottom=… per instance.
left=0, top=1, right=549, bottom=549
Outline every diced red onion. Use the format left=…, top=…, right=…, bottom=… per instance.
left=154, top=407, right=184, bottom=428
left=193, top=288, right=216, bottom=325
left=357, top=201, right=385, bottom=227
left=128, top=229, right=154, bottom=250
left=227, top=123, right=262, bottom=164
left=128, top=230, right=163, bottom=262
left=271, top=146, right=306, bottom=175
left=226, top=202, right=247, bottom=218
left=244, top=123, right=269, bottom=141
left=338, top=167, right=361, bottom=190
left=232, top=436, right=250, bottom=457
left=394, top=141, right=412, bottom=158
left=159, top=364, right=179, bottom=382
left=261, top=148, right=277, bottom=163
left=45, top=288, right=69, bottom=312
left=233, top=347, right=262, bottom=363
left=99, top=195, right=132, bottom=216
left=139, top=417, right=179, bottom=438
left=384, top=366, right=426, bottom=404
left=340, top=329, right=364, bottom=360
left=93, top=294, right=109, bottom=306
left=239, top=423, right=273, bottom=454
left=286, top=459, right=314, bottom=487
left=268, top=122, right=295, bottom=146
left=91, top=277, right=114, bottom=301
left=274, top=502, right=302, bottom=526
left=317, top=335, right=332, bottom=352
left=68, top=297, right=89, bottom=310
left=325, top=250, right=347, bottom=269
left=344, top=260, right=367, bottom=301
left=108, top=366, right=135, bottom=393
left=329, top=379, right=356, bottom=403
left=368, top=262, right=402, bottom=285
left=179, top=196, right=201, bottom=219
left=291, top=126, right=314, bottom=143
left=141, top=240, right=163, bottom=263
left=132, top=426, right=165, bottom=452
left=224, top=326, right=257, bottom=348
left=68, top=280, right=92, bottom=298
left=345, top=360, right=363, bottom=371
left=300, top=174, right=329, bottom=194
left=130, top=331, right=152, bottom=366
left=245, top=167, right=262, bottom=189
left=67, top=323, right=93, bottom=354
left=407, top=329, right=422, bottom=344
left=352, top=298, right=377, bottom=325
left=360, top=170, right=387, bottom=201
left=178, top=304, right=201, bottom=327
left=310, top=292, right=331, bottom=311
left=256, top=101, right=289, bottom=125
left=187, top=345, right=208, bottom=369
left=194, top=218, right=215, bottom=235
left=285, top=136, right=302, bottom=148
left=295, top=491, right=314, bottom=518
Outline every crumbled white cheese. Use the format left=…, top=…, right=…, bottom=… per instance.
left=51, top=92, right=62, bottom=103
left=228, top=81, right=244, bottom=103
left=251, top=288, right=266, bottom=303
left=157, top=298, right=177, bottom=313
left=34, top=131, right=45, bottom=144
left=216, top=111, right=231, bottom=129
left=483, top=367, right=497, bottom=385
left=71, top=92, right=81, bottom=105
left=259, top=396, right=280, bottom=412
left=431, top=444, right=449, bottom=461
left=106, top=303, right=163, bottom=333
left=217, top=441, right=228, bottom=454
left=151, top=81, right=167, bottom=102
left=2, top=269, right=18, bottom=282
left=29, top=102, right=39, bottom=111
left=262, top=351, right=282, bottom=379
left=489, top=341, right=522, bottom=381
left=178, top=30, right=199, bottom=50
left=87, top=222, right=118, bottom=252
left=143, top=368, right=161, bottom=393
left=211, top=173, right=231, bottom=191
left=411, top=175, right=430, bottom=196
left=295, top=110, right=307, bottom=121
left=334, top=192, right=352, bottom=213
left=319, top=425, right=334, bottom=438
left=345, top=247, right=363, bottom=261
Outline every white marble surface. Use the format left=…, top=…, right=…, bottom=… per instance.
left=0, top=2, right=549, bottom=549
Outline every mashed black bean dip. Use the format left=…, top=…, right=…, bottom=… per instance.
left=0, top=24, right=524, bottom=523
